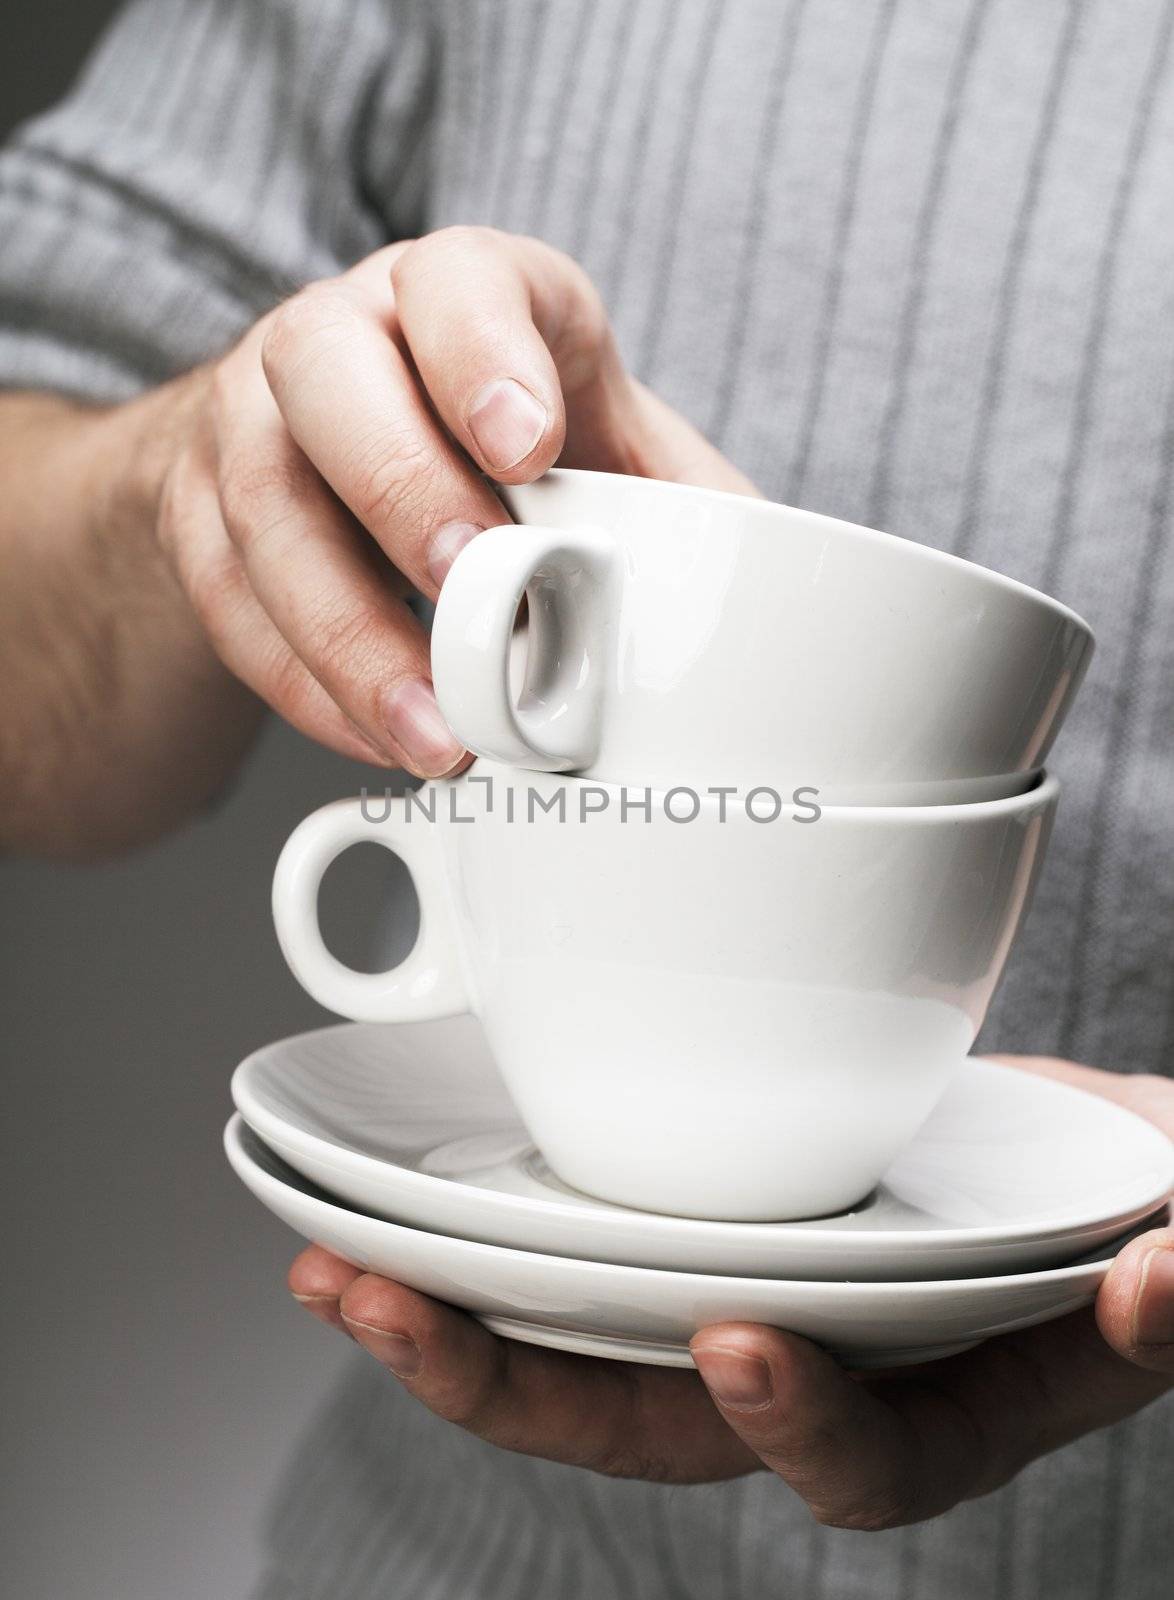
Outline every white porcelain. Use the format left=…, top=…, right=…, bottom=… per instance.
left=225, top=1116, right=1152, bottom=1369
left=231, top=1019, right=1174, bottom=1280
left=272, top=765, right=1059, bottom=1221
left=430, top=470, right=1093, bottom=800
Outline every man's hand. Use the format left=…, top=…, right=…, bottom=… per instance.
left=151, top=228, right=757, bottom=777
left=288, top=1058, right=1174, bottom=1527
left=1, top=229, right=756, bottom=856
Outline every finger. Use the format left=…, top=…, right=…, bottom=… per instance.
left=390, top=227, right=579, bottom=480
left=287, top=1246, right=364, bottom=1336
left=692, top=1325, right=953, bottom=1529
left=337, top=1273, right=756, bottom=1483
left=1098, top=1228, right=1174, bottom=1372
left=259, top=274, right=510, bottom=600
left=697, top=1309, right=1174, bottom=1530
left=393, top=229, right=766, bottom=493
left=211, top=357, right=468, bottom=777
left=158, top=445, right=397, bottom=767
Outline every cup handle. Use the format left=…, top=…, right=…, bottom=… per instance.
left=431, top=522, right=615, bottom=771
left=271, top=797, right=469, bottom=1022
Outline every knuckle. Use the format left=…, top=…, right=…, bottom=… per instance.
left=437, top=1349, right=512, bottom=1435
left=264, top=645, right=322, bottom=722
left=586, top=1364, right=672, bottom=1481
left=442, top=1384, right=496, bottom=1434
left=218, top=450, right=309, bottom=550
left=353, top=239, right=416, bottom=282
left=391, top=225, right=506, bottom=296
left=418, top=222, right=501, bottom=261
left=261, top=283, right=364, bottom=385
left=312, top=601, right=393, bottom=685
left=184, top=545, right=248, bottom=634
left=590, top=1442, right=673, bottom=1482
left=811, top=1486, right=914, bottom=1533
left=344, top=425, right=439, bottom=534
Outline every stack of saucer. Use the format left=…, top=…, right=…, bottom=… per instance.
left=227, top=1019, right=1172, bottom=1367
left=228, top=471, right=1173, bottom=1365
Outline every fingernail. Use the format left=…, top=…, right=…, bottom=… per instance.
left=381, top=677, right=464, bottom=776
left=468, top=378, right=547, bottom=472
left=427, top=520, right=483, bottom=589
left=1132, top=1247, right=1174, bottom=1347
left=292, top=1293, right=355, bottom=1338
left=344, top=1319, right=422, bottom=1378
left=693, top=1347, right=773, bottom=1411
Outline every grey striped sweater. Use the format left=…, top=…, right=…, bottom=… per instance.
left=2, top=1, right=1173, bottom=1595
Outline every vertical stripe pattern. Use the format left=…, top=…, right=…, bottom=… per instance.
left=788, top=0, right=899, bottom=502
left=948, top=0, right=1082, bottom=560
left=866, top=0, right=988, bottom=528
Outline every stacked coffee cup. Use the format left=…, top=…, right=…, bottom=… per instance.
left=237, top=472, right=1171, bottom=1365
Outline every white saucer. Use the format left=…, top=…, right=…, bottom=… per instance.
left=231, top=1019, right=1174, bottom=1280
left=474, top=1318, right=981, bottom=1370
left=226, top=1116, right=1155, bottom=1368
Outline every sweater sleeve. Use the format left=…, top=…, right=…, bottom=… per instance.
left=0, top=0, right=434, bottom=402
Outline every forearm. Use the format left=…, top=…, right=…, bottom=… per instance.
left=0, top=381, right=263, bottom=859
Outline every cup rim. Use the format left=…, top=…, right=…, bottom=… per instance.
left=523, top=469, right=1093, bottom=640
left=465, top=761, right=1059, bottom=821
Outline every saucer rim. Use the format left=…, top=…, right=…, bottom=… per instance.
left=225, top=1112, right=1140, bottom=1295
left=231, top=1021, right=1174, bottom=1254
left=475, top=1315, right=984, bottom=1369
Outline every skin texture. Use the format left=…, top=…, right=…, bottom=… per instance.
left=0, top=384, right=261, bottom=856
left=289, top=1058, right=1174, bottom=1530
left=0, top=228, right=756, bottom=859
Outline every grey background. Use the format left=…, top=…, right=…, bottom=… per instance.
left=0, top=9, right=394, bottom=1596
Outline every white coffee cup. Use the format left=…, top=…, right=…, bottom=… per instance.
left=271, top=765, right=1058, bottom=1221
left=431, top=471, right=1091, bottom=803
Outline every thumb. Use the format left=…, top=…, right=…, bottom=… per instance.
left=1097, top=1227, right=1174, bottom=1372
left=690, top=1324, right=961, bottom=1530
